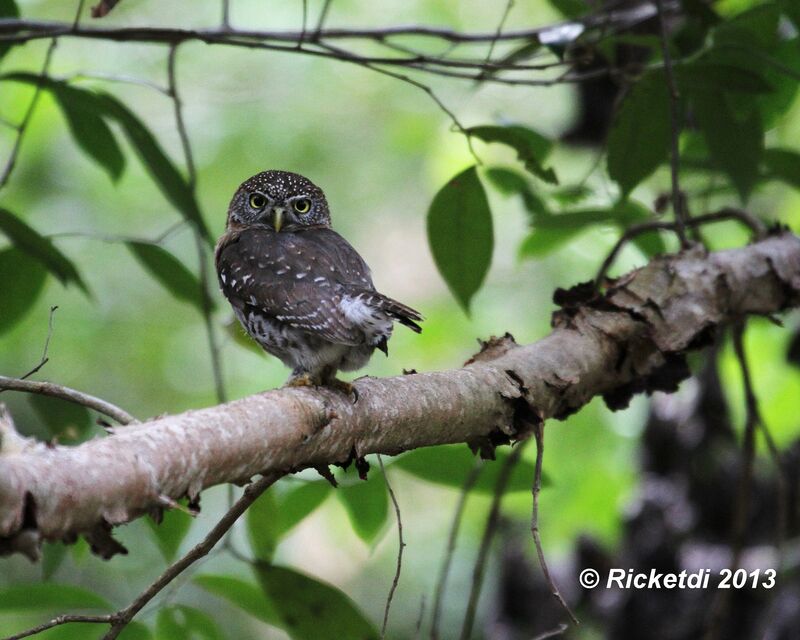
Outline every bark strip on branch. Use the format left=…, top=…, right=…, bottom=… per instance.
left=1, top=233, right=799, bottom=559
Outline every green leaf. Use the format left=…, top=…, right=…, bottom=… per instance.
left=125, top=242, right=209, bottom=312
left=146, top=505, right=193, bottom=562
left=547, top=0, right=588, bottom=18
left=0, top=1, right=19, bottom=62
left=0, top=208, right=87, bottom=292
left=675, top=62, right=773, bottom=94
left=41, top=543, right=67, bottom=581
left=467, top=125, right=557, bottom=184
left=93, top=92, right=212, bottom=242
left=118, top=623, right=152, bottom=640
left=693, top=91, right=763, bottom=202
left=246, top=489, right=281, bottom=562
left=714, top=3, right=780, bottom=51
left=275, top=480, right=331, bottom=536
left=781, top=0, right=800, bottom=30
left=0, top=584, right=111, bottom=611
left=253, top=564, right=380, bottom=640
left=0, top=248, right=47, bottom=335
left=394, top=444, right=542, bottom=493
left=2, top=73, right=124, bottom=180
left=29, top=395, right=92, bottom=442
left=484, top=167, right=550, bottom=223
left=607, top=72, right=671, bottom=197
left=156, top=606, right=223, bottom=640
left=427, top=166, right=493, bottom=313
left=763, top=147, right=800, bottom=189
left=338, top=472, right=389, bottom=543
left=519, top=225, right=582, bottom=257
left=195, top=575, right=280, bottom=626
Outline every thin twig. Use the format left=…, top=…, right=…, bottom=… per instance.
left=314, top=0, right=333, bottom=38
left=476, top=0, right=514, bottom=81
left=595, top=208, right=768, bottom=288
left=19, top=305, right=58, bottom=381
left=377, top=454, right=404, bottom=639
left=66, top=71, right=170, bottom=95
left=1, top=615, right=111, bottom=640
left=431, top=462, right=483, bottom=640
left=298, top=0, right=307, bottom=49
left=531, top=422, right=578, bottom=626
left=0, top=40, right=57, bottom=189
left=0, top=375, right=136, bottom=425
left=221, top=0, right=231, bottom=30
left=460, top=444, right=526, bottom=640
left=653, top=0, right=688, bottom=247
left=413, top=595, right=426, bottom=640
left=166, top=44, right=227, bottom=405
left=532, top=623, right=569, bottom=640
left=99, top=472, right=282, bottom=640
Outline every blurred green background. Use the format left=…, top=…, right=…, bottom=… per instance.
left=1, top=0, right=800, bottom=639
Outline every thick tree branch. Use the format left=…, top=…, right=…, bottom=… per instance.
left=1, top=232, right=799, bottom=558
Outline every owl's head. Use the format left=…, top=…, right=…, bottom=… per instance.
left=227, top=170, right=331, bottom=231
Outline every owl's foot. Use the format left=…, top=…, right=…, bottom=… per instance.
left=285, top=373, right=316, bottom=388
left=326, top=378, right=359, bottom=404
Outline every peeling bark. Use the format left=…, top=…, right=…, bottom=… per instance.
left=1, top=233, right=799, bottom=559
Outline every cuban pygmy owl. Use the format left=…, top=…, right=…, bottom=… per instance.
left=216, top=170, right=422, bottom=388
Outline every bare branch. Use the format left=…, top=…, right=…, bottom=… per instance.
left=2, top=615, right=110, bottom=640
left=0, top=376, right=136, bottom=425
left=378, top=454, right=404, bottom=639
left=1, top=233, right=799, bottom=555
left=18, top=306, right=58, bottom=381
left=595, top=208, right=768, bottom=288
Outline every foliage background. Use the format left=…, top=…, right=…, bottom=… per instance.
left=1, top=0, right=799, bottom=638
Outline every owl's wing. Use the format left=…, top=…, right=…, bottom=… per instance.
left=216, top=227, right=373, bottom=345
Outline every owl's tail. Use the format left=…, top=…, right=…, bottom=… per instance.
left=370, top=293, right=423, bottom=333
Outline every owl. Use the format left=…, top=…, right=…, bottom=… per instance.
left=215, top=170, right=422, bottom=391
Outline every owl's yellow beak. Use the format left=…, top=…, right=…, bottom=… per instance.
left=272, top=207, right=284, bottom=233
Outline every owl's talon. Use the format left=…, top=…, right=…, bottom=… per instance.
left=327, top=379, right=358, bottom=403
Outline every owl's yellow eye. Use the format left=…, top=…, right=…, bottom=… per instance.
left=249, top=193, right=267, bottom=209
left=293, top=198, right=311, bottom=214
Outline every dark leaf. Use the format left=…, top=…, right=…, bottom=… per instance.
left=125, top=242, right=209, bottom=312
left=253, top=564, right=380, bottom=640
left=146, top=505, right=193, bottom=562
left=519, top=225, right=582, bottom=257
left=607, top=72, right=671, bottom=197
left=484, top=166, right=550, bottom=223
left=713, top=3, right=780, bottom=51
left=467, top=125, right=558, bottom=184
left=156, top=605, right=223, bottom=640
left=0, top=584, right=111, bottom=611
left=763, top=147, right=800, bottom=190
left=781, top=0, right=800, bottom=30
left=675, top=62, right=772, bottom=94
left=195, top=575, right=280, bottom=625
left=338, top=471, right=389, bottom=543
left=427, top=166, right=493, bottom=313
left=693, top=91, right=763, bottom=202
left=93, top=93, right=212, bottom=242
left=547, top=0, right=588, bottom=18
left=0, top=0, right=19, bottom=62
left=29, top=395, right=92, bottom=442
left=246, top=489, right=280, bottom=562
left=394, top=444, right=543, bottom=493
left=0, top=208, right=87, bottom=292
left=0, top=248, right=47, bottom=335
left=3, top=73, right=125, bottom=180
